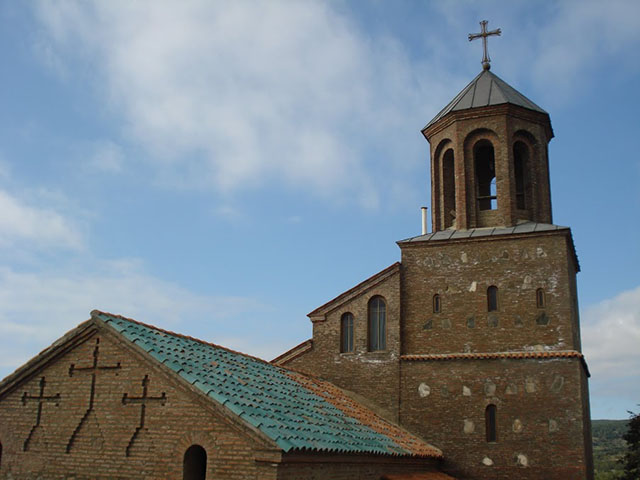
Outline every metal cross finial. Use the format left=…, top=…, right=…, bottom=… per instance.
left=468, top=20, right=501, bottom=70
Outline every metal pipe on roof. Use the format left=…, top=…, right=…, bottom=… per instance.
left=421, top=207, right=428, bottom=235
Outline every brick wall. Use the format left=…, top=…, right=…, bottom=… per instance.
left=284, top=270, right=402, bottom=419
left=0, top=330, right=272, bottom=480
left=400, top=357, right=592, bottom=480
left=277, top=455, right=442, bottom=480
left=400, top=231, right=580, bottom=355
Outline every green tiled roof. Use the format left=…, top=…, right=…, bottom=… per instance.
left=95, top=311, right=439, bottom=457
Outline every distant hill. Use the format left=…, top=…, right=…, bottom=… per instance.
left=593, top=419, right=628, bottom=480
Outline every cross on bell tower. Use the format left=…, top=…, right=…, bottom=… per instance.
left=468, top=20, right=501, bottom=70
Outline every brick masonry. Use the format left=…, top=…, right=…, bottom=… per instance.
left=0, top=329, right=269, bottom=479
left=400, top=231, right=581, bottom=355
left=400, top=357, right=591, bottom=479
left=279, top=93, right=594, bottom=479
left=0, top=324, right=444, bottom=479
left=425, top=104, right=554, bottom=231
left=285, top=267, right=402, bottom=421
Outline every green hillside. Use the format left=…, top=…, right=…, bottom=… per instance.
left=593, top=419, right=628, bottom=480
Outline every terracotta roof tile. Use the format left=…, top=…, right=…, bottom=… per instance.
left=288, top=371, right=441, bottom=458
left=94, top=310, right=441, bottom=458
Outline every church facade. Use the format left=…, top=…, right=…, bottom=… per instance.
left=0, top=311, right=449, bottom=479
left=0, top=61, right=593, bottom=479
left=274, top=67, right=594, bottom=479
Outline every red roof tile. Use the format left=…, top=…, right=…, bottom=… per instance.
left=287, top=370, right=442, bottom=458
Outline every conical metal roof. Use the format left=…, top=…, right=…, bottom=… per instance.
left=424, top=69, right=546, bottom=130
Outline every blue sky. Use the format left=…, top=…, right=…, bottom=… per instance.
left=0, top=1, right=639, bottom=420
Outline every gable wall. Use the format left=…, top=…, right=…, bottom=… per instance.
left=283, top=271, right=402, bottom=419
left=0, top=330, right=276, bottom=480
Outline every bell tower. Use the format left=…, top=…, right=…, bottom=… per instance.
left=423, top=25, right=553, bottom=232
left=397, top=22, right=594, bottom=479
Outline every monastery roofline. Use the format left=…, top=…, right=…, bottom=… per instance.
left=398, top=222, right=580, bottom=272
left=1, top=310, right=443, bottom=459
left=398, top=221, right=567, bottom=243
left=271, top=338, right=313, bottom=365
left=307, top=262, right=400, bottom=318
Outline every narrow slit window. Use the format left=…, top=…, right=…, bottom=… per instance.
left=487, top=286, right=498, bottom=312
left=0, top=441, right=3, bottom=469
left=340, top=312, right=354, bottom=353
left=442, top=149, right=456, bottom=228
left=433, top=294, right=441, bottom=314
left=536, top=288, right=545, bottom=308
left=514, top=142, right=529, bottom=210
left=183, top=445, right=207, bottom=480
left=368, top=296, right=386, bottom=351
left=485, top=404, right=497, bottom=442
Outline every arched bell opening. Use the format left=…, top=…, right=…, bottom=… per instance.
left=442, top=149, right=456, bottom=229
left=474, top=140, right=497, bottom=212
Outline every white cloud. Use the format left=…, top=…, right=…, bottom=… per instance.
left=431, top=1, right=640, bottom=104
left=0, top=261, right=271, bottom=378
left=0, top=188, right=83, bottom=250
left=531, top=0, right=640, bottom=100
left=582, top=285, right=640, bottom=379
left=32, top=0, right=441, bottom=208
left=87, top=140, right=125, bottom=173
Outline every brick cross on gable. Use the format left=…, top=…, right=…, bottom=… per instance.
left=22, top=376, right=61, bottom=451
left=66, top=337, right=121, bottom=453
left=122, top=375, right=167, bottom=457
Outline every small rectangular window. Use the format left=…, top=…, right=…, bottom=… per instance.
left=487, top=286, right=498, bottom=312
left=485, top=404, right=497, bottom=442
left=433, top=294, right=441, bottom=313
left=536, top=289, right=545, bottom=308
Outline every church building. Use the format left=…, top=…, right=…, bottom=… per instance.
left=274, top=23, right=594, bottom=479
left=0, top=23, right=593, bottom=480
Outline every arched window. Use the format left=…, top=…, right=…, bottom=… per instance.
left=432, top=294, right=441, bottom=314
left=475, top=141, right=497, bottom=211
left=368, top=296, right=386, bottom=351
left=487, top=286, right=498, bottom=312
left=536, top=288, right=545, bottom=308
left=340, top=312, right=354, bottom=353
left=485, top=404, right=497, bottom=442
left=442, top=149, right=456, bottom=228
left=183, top=445, right=207, bottom=480
left=514, top=141, right=530, bottom=210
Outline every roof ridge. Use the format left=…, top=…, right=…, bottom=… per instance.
left=307, top=262, right=400, bottom=317
left=91, top=310, right=276, bottom=368
left=271, top=338, right=313, bottom=365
